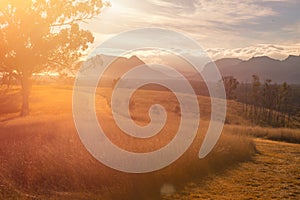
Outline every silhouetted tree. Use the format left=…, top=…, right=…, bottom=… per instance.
left=222, top=76, right=239, bottom=100
left=250, top=75, right=261, bottom=123
left=279, top=82, right=291, bottom=127
left=0, top=0, right=104, bottom=116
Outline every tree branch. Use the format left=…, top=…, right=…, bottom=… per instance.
left=50, top=15, right=95, bottom=27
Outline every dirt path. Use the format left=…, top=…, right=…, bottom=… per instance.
left=164, top=139, right=300, bottom=199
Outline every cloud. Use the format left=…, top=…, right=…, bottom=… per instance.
left=283, top=21, right=300, bottom=34
left=146, top=0, right=276, bottom=24
left=207, top=44, right=300, bottom=60
left=89, top=0, right=291, bottom=46
left=88, top=0, right=279, bottom=32
left=82, top=0, right=300, bottom=59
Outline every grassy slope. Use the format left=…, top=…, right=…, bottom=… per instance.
left=163, top=138, right=300, bottom=199
left=0, top=85, right=258, bottom=199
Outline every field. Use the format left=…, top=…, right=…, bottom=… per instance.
left=0, top=85, right=299, bottom=199
left=2, top=0, right=300, bottom=199
left=164, top=138, right=300, bottom=199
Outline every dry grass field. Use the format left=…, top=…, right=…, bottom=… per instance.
left=164, top=138, right=300, bottom=199
left=224, top=125, right=300, bottom=144
left=0, top=85, right=298, bottom=199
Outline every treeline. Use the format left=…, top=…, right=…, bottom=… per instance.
left=223, top=75, right=299, bottom=128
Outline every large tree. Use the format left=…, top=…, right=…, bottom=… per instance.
left=0, top=0, right=103, bottom=116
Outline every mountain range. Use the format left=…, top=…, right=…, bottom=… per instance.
left=199, top=55, right=300, bottom=84
left=83, top=54, right=300, bottom=85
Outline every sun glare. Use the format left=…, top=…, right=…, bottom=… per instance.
left=0, top=0, right=300, bottom=199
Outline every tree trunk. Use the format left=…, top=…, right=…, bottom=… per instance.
left=20, top=74, right=31, bottom=116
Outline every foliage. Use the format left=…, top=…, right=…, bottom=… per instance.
left=222, top=76, right=239, bottom=100
left=237, top=75, right=295, bottom=128
left=0, top=0, right=103, bottom=115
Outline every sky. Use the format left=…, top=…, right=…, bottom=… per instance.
left=82, top=0, right=300, bottom=60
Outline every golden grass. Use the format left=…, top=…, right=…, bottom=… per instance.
left=164, top=138, right=300, bottom=199
left=0, top=85, right=256, bottom=199
left=224, top=125, right=300, bottom=144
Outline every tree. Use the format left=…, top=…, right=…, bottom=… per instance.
left=222, top=76, right=239, bottom=100
left=0, top=0, right=104, bottom=116
left=241, top=81, right=250, bottom=116
left=250, top=75, right=261, bottom=123
left=278, top=82, right=291, bottom=127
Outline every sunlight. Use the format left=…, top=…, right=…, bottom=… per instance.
left=1, top=0, right=299, bottom=199
left=107, top=0, right=125, bottom=14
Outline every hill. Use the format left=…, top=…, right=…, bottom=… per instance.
left=79, top=54, right=169, bottom=87
left=201, top=55, right=300, bottom=83
left=82, top=54, right=300, bottom=85
left=0, top=85, right=255, bottom=199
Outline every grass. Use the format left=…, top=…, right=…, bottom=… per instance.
left=224, top=125, right=300, bottom=144
left=163, top=138, right=300, bottom=199
left=0, top=85, right=257, bottom=199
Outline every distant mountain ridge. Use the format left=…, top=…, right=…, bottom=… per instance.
left=201, top=55, right=300, bottom=83
left=84, top=54, right=300, bottom=84
left=80, top=54, right=178, bottom=87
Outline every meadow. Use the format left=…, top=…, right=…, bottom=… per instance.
left=0, top=85, right=298, bottom=199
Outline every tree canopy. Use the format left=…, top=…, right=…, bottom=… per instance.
left=0, top=0, right=104, bottom=116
